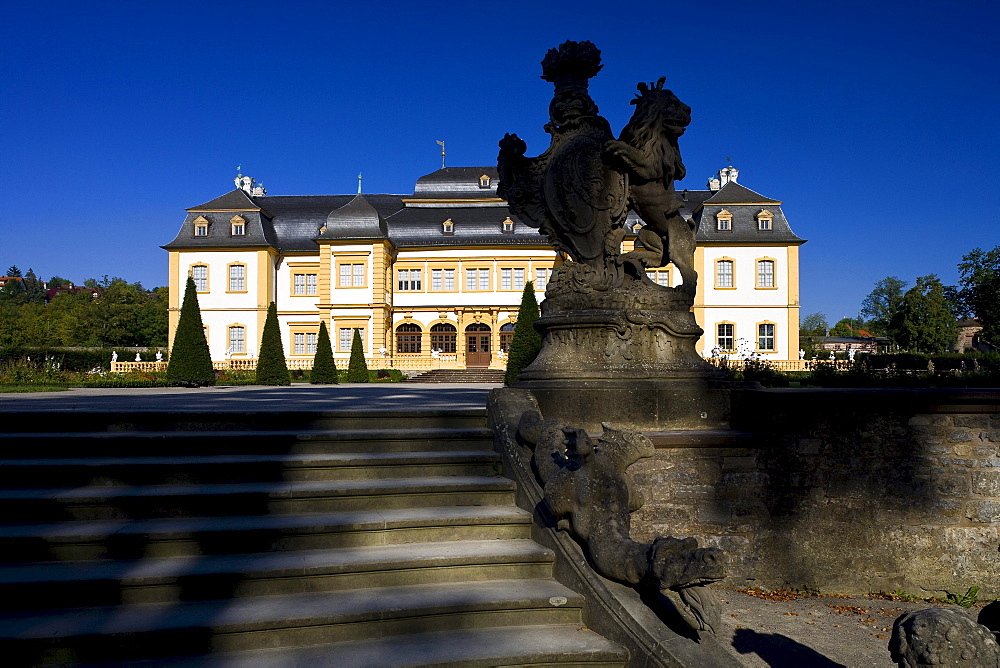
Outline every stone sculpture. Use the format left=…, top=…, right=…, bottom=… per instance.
left=889, top=607, right=1000, bottom=667
left=497, top=40, right=722, bottom=392
left=518, top=410, right=725, bottom=637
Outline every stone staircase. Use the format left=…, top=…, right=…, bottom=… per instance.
left=406, top=369, right=505, bottom=384
left=0, top=408, right=626, bottom=666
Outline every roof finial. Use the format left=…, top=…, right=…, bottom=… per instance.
left=357, top=172, right=362, bottom=195
left=436, top=140, right=446, bottom=169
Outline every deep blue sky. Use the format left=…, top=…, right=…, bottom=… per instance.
left=3, top=0, right=997, bottom=323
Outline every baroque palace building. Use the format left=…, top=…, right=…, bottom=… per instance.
left=164, top=165, right=804, bottom=373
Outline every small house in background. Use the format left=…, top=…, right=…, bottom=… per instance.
left=0, top=276, right=24, bottom=289
left=820, top=329, right=889, bottom=354
left=952, top=318, right=990, bottom=353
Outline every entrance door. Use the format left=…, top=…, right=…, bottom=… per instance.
left=465, top=323, right=491, bottom=367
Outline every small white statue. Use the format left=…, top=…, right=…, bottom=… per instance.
left=711, top=346, right=721, bottom=358
left=431, top=348, right=441, bottom=359
left=111, top=351, right=118, bottom=363
left=847, top=348, right=856, bottom=361
left=135, top=353, right=142, bottom=362
left=798, top=349, right=805, bottom=360
left=155, top=351, right=163, bottom=362
left=829, top=351, right=835, bottom=360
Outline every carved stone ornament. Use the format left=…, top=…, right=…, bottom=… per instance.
left=518, top=410, right=725, bottom=638
left=498, top=41, right=722, bottom=383
left=889, top=607, right=1000, bottom=667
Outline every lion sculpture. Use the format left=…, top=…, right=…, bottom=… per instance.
left=604, top=77, right=697, bottom=295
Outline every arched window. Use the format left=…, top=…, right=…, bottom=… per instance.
left=430, top=323, right=457, bottom=353
left=500, top=322, right=516, bottom=353
left=395, top=323, right=422, bottom=353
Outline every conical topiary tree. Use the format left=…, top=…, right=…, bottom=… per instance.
left=505, top=280, right=542, bottom=385
left=346, top=328, right=369, bottom=382
left=310, top=321, right=338, bottom=384
left=166, top=276, right=215, bottom=387
left=256, top=301, right=290, bottom=385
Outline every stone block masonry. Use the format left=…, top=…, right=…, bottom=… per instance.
left=629, top=389, right=1000, bottom=599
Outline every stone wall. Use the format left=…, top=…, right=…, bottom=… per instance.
left=629, top=388, right=1000, bottom=599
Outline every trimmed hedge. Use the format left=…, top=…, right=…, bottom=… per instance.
left=310, top=322, right=338, bottom=384
left=256, top=302, right=290, bottom=386
left=504, top=281, right=542, bottom=385
left=166, top=277, right=214, bottom=387
left=347, top=329, right=369, bottom=382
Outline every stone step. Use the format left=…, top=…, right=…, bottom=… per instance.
left=0, top=475, right=516, bottom=522
left=0, top=450, right=502, bottom=487
left=0, top=539, right=555, bottom=610
left=2, top=579, right=585, bottom=665
left=0, top=407, right=489, bottom=435
left=107, top=624, right=628, bottom=667
left=0, top=427, right=494, bottom=457
left=0, top=505, right=533, bottom=563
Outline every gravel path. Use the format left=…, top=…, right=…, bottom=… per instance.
left=716, top=588, right=986, bottom=667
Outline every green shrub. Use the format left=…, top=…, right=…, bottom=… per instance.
left=256, top=302, right=290, bottom=386
left=346, top=329, right=369, bottom=382
left=505, top=281, right=542, bottom=385
left=310, top=322, right=338, bottom=384
left=166, top=277, right=215, bottom=387
left=739, top=356, right=789, bottom=387
left=215, top=369, right=258, bottom=386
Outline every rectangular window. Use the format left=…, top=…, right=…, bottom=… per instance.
left=758, top=218, right=772, bottom=231
left=513, top=268, right=525, bottom=290
left=294, top=273, right=318, bottom=295
left=231, top=223, right=245, bottom=235
left=444, top=268, right=455, bottom=291
left=337, top=264, right=363, bottom=287
left=294, top=332, right=318, bottom=355
left=398, top=269, right=422, bottom=291
left=758, top=323, right=775, bottom=350
left=717, top=260, right=733, bottom=288
left=479, top=268, right=490, bottom=291
left=717, top=218, right=731, bottom=231
left=466, top=268, right=477, bottom=291
left=229, top=265, right=245, bottom=292
left=536, top=268, right=548, bottom=291
left=501, top=268, right=511, bottom=290
left=432, top=269, right=442, bottom=290
left=647, top=270, right=670, bottom=287
left=339, top=327, right=363, bottom=351
left=192, top=265, right=208, bottom=292
left=757, top=260, right=775, bottom=288
left=717, top=323, right=735, bottom=351
left=228, top=326, right=245, bottom=353
left=194, top=225, right=208, bottom=237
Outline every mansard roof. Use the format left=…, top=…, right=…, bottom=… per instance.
left=316, top=195, right=389, bottom=241
left=411, top=167, right=501, bottom=199
left=167, top=168, right=803, bottom=252
left=702, top=181, right=781, bottom=205
left=188, top=189, right=261, bottom=211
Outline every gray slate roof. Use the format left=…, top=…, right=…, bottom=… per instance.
left=164, top=169, right=803, bottom=251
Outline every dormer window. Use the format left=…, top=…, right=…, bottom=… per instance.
left=502, top=217, right=514, bottom=233
left=230, top=215, right=246, bottom=236
left=757, top=210, right=773, bottom=231
left=442, top=219, right=454, bottom=235
left=193, top=216, right=210, bottom=237
left=479, top=174, right=491, bottom=188
left=716, top=210, right=733, bottom=231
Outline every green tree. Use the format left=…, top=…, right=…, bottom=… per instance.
left=346, top=328, right=369, bottom=382
left=799, top=312, right=828, bottom=357
left=830, top=317, right=864, bottom=337
left=22, top=269, right=46, bottom=304
left=310, top=321, right=338, bottom=384
left=860, top=276, right=907, bottom=336
left=957, top=245, right=1000, bottom=342
left=0, top=266, right=25, bottom=303
left=47, top=276, right=72, bottom=289
left=504, top=281, right=542, bottom=385
left=256, top=301, right=290, bottom=385
left=166, top=277, right=215, bottom=386
left=889, top=275, right=958, bottom=353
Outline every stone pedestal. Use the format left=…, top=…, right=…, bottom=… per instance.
left=516, top=271, right=732, bottom=431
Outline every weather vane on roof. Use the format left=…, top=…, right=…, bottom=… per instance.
left=436, top=140, right=446, bottom=169
left=357, top=173, right=362, bottom=195
left=726, top=156, right=732, bottom=165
